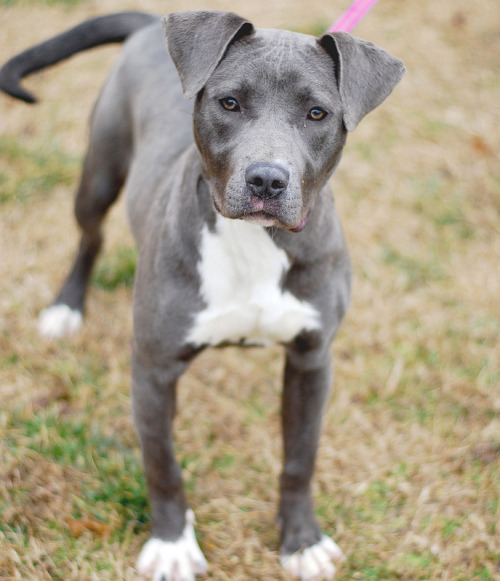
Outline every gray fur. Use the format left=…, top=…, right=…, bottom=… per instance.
left=163, top=11, right=254, bottom=99
left=1, top=9, right=405, bottom=575
left=319, top=31, right=406, bottom=130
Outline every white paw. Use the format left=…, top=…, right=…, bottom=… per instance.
left=137, top=510, right=208, bottom=581
left=280, top=535, right=345, bottom=580
left=38, top=304, right=82, bottom=338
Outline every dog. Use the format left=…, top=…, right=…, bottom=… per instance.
left=0, top=10, right=405, bottom=580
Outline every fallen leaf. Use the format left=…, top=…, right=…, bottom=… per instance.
left=66, top=517, right=112, bottom=538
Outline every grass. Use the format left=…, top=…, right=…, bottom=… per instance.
left=1, top=0, right=499, bottom=579
left=92, top=247, right=137, bottom=291
left=0, top=136, right=80, bottom=203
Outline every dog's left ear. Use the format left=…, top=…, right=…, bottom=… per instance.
left=319, top=32, right=405, bottom=131
left=163, top=10, right=254, bottom=99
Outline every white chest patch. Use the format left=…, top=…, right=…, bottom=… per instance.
left=186, top=216, right=320, bottom=347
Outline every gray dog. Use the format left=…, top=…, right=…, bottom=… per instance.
left=0, top=10, right=405, bottom=580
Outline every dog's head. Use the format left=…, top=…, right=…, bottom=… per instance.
left=163, top=11, right=405, bottom=232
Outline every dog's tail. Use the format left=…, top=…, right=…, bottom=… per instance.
left=0, top=12, right=158, bottom=104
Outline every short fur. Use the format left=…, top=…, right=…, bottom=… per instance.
left=1, top=10, right=405, bottom=580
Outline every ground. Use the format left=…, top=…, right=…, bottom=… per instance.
left=0, top=0, right=499, bottom=579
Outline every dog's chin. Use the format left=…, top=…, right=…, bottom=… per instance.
left=242, top=201, right=311, bottom=232
left=242, top=211, right=278, bottom=228
left=242, top=211, right=310, bottom=232
left=213, top=197, right=308, bottom=232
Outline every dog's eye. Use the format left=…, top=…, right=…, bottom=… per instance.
left=308, top=107, right=328, bottom=121
left=220, top=97, right=240, bottom=112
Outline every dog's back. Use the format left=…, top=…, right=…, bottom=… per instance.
left=93, top=22, right=195, bottom=243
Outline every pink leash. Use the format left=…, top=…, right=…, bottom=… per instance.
left=328, top=0, right=380, bottom=33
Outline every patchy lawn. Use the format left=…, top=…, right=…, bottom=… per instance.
left=1, top=0, right=498, bottom=579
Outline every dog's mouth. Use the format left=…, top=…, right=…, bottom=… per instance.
left=243, top=196, right=310, bottom=231
left=212, top=193, right=308, bottom=232
left=243, top=210, right=309, bottom=232
left=243, top=210, right=277, bottom=228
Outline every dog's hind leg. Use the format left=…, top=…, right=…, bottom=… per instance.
left=39, top=89, right=132, bottom=338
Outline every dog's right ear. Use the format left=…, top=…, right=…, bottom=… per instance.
left=319, top=32, right=405, bottom=131
left=163, top=10, right=254, bottom=99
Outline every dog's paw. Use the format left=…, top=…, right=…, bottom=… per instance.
left=280, top=535, right=345, bottom=580
left=137, top=510, right=208, bottom=581
left=38, top=304, right=82, bottom=338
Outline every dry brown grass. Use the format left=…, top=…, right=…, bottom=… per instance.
left=1, top=0, right=499, bottom=579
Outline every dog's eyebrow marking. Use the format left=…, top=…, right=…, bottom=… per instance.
left=207, top=81, right=252, bottom=98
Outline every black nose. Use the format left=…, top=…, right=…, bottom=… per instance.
left=245, top=162, right=290, bottom=199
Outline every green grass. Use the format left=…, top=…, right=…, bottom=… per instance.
left=379, top=243, right=446, bottom=290
left=291, top=20, right=332, bottom=37
left=92, top=247, right=137, bottom=291
left=0, top=136, right=80, bottom=203
left=408, top=173, right=477, bottom=240
left=4, top=403, right=149, bottom=536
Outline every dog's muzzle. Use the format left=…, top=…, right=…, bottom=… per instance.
left=245, top=162, right=289, bottom=200
left=242, top=162, right=293, bottom=228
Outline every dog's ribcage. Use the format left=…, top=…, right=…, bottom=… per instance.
left=186, top=215, right=320, bottom=347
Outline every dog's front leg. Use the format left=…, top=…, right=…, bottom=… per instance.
left=132, top=352, right=208, bottom=580
left=279, top=345, right=344, bottom=580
